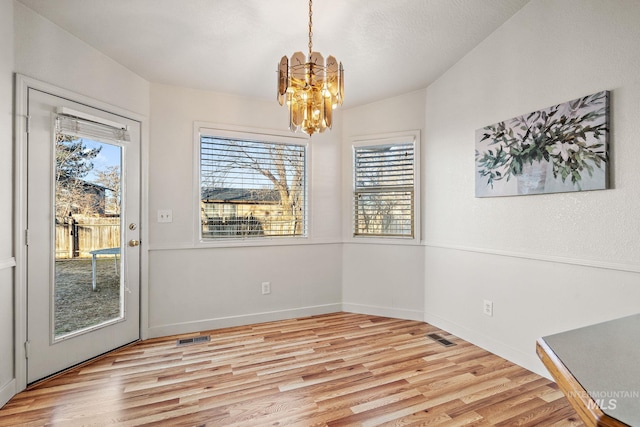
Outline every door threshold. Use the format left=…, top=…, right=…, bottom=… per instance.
left=27, top=339, right=140, bottom=389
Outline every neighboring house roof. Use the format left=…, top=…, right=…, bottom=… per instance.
left=79, top=180, right=110, bottom=192
left=201, top=188, right=280, bottom=204
left=60, top=178, right=112, bottom=193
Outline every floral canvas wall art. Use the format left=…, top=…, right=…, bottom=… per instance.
left=475, top=91, right=609, bottom=197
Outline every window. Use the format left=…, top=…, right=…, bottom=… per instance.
left=199, top=127, right=307, bottom=240
left=353, top=133, right=418, bottom=239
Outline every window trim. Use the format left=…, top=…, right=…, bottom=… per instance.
left=193, top=122, right=310, bottom=247
left=348, top=130, right=421, bottom=245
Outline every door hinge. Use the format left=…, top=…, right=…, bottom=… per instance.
left=24, top=341, right=30, bottom=359
left=25, top=229, right=29, bottom=246
left=25, top=115, right=31, bottom=134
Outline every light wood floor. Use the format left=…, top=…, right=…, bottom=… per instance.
left=0, top=312, right=584, bottom=426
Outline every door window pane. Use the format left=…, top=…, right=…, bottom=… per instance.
left=54, top=135, right=123, bottom=338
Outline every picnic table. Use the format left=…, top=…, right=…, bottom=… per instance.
left=89, top=247, right=120, bottom=291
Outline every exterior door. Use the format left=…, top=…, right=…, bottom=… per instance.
left=26, top=87, right=140, bottom=383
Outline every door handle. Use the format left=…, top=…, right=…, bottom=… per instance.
left=128, top=239, right=140, bottom=247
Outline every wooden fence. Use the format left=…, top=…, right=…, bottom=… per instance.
left=56, top=217, right=120, bottom=259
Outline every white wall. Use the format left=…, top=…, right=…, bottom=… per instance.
left=0, top=0, right=16, bottom=409
left=13, top=2, right=149, bottom=114
left=341, top=90, right=427, bottom=321
left=423, top=0, right=640, bottom=376
left=147, top=83, right=343, bottom=337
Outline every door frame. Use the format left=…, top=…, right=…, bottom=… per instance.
left=14, top=74, right=149, bottom=392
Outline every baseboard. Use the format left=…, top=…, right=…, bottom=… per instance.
left=146, top=303, right=342, bottom=338
left=423, top=311, right=551, bottom=379
left=342, top=303, right=424, bottom=322
left=0, top=378, right=16, bottom=409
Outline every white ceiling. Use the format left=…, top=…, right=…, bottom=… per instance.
left=18, top=0, right=530, bottom=108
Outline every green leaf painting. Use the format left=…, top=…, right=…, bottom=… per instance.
left=475, top=91, right=608, bottom=197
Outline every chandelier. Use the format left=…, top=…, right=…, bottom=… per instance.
left=277, top=0, right=344, bottom=136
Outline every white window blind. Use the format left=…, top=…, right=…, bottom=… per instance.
left=200, top=136, right=307, bottom=239
left=354, top=141, right=415, bottom=237
left=55, top=114, right=130, bottom=143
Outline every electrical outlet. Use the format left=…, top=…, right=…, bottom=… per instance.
left=483, top=300, right=493, bottom=317
left=157, top=209, right=173, bottom=223
left=261, top=282, right=271, bottom=295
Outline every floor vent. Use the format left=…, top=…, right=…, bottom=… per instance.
left=177, top=335, right=211, bottom=346
left=427, top=333, right=456, bottom=347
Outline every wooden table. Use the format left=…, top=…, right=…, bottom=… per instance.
left=537, top=313, right=640, bottom=427
left=89, top=247, right=120, bottom=291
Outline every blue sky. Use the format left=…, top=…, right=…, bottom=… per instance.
left=83, top=139, right=121, bottom=182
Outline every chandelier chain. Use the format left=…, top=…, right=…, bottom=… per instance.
left=308, top=0, right=313, bottom=57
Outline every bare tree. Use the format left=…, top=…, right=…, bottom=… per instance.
left=94, top=166, right=121, bottom=215
left=55, top=136, right=101, bottom=218
left=239, top=143, right=304, bottom=235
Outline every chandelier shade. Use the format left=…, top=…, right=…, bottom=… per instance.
left=277, top=0, right=344, bottom=136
